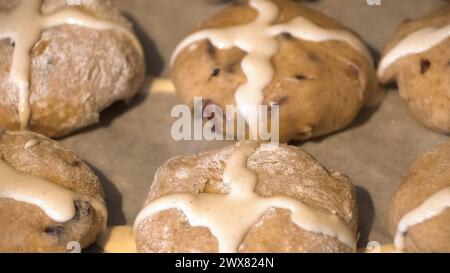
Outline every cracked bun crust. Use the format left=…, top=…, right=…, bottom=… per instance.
left=135, top=142, right=358, bottom=253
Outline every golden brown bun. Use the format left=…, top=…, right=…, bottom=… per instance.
left=389, top=139, right=450, bottom=253
left=135, top=142, right=358, bottom=253
left=171, top=0, right=378, bottom=143
left=0, top=0, right=145, bottom=137
left=379, top=6, right=450, bottom=134
left=0, top=129, right=106, bottom=252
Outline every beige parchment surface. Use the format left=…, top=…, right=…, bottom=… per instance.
left=60, top=0, right=449, bottom=248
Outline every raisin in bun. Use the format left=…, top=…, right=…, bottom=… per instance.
left=0, top=129, right=107, bottom=252
left=171, top=0, right=378, bottom=143
left=135, top=142, right=358, bottom=253
left=378, top=6, right=450, bottom=134
left=0, top=0, right=145, bottom=137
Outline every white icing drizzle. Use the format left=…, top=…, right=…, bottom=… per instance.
left=394, top=187, right=450, bottom=251
left=0, top=0, right=143, bottom=130
left=171, top=0, right=372, bottom=137
left=24, top=138, right=39, bottom=149
left=378, top=24, right=450, bottom=78
left=0, top=158, right=107, bottom=227
left=134, top=142, right=355, bottom=253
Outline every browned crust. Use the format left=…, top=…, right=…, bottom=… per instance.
left=389, top=139, right=450, bottom=253
left=136, top=143, right=358, bottom=253
left=379, top=6, right=450, bottom=133
left=0, top=0, right=145, bottom=137
left=171, top=0, right=378, bottom=142
left=0, top=129, right=106, bottom=252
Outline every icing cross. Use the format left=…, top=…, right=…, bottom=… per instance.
left=378, top=24, right=450, bottom=79
left=394, top=187, right=450, bottom=251
left=0, top=158, right=107, bottom=227
left=134, top=142, right=355, bottom=253
left=171, top=0, right=372, bottom=138
left=0, top=0, right=143, bottom=130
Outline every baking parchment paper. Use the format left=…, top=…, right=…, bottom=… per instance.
left=60, top=0, right=449, bottom=248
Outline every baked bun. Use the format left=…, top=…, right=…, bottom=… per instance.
left=0, top=129, right=107, bottom=252
left=0, top=0, right=145, bottom=137
left=134, top=142, right=358, bottom=253
left=378, top=6, right=450, bottom=134
left=389, top=139, right=450, bottom=253
left=171, top=0, right=377, bottom=142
